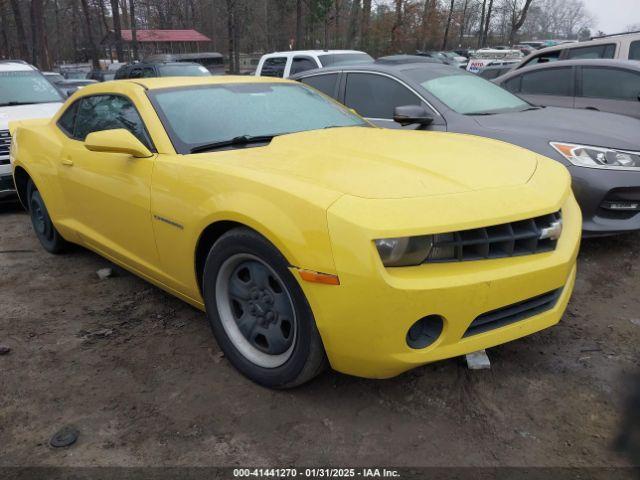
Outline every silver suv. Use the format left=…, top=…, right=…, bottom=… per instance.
left=515, top=32, right=640, bottom=71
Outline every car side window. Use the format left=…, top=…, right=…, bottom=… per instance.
left=520, top=67, right=573, bottom=96
left=503, top=76, right=522, bottom=93
left=344, top=73, right=423, bottom=119
left=73, top=95, right=152, bottom=149
left=521, top=50, right=561, bottom=68
left=142, top=67, right=156, bottom=78
left=581, top=67, right=640, bottom=101
left=128, top=68, right=144, bottom=79
left=301, top=74, right=339, bottom=98
left=630, top=41, right=640, bottom=61
left=566, top=44, right=616, bottom=59
left=57, top=101, right=80, bottom=136
left=290, top=57, right=318, bottom=76
left=261, top=57, right=287, bottom=78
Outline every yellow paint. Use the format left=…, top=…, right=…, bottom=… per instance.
left=11, top=77, right=581, bottom=378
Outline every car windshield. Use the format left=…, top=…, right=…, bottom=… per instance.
left=318, top=53, right=373, bottom=66
left=408, top=70, right=528, bottom=115
left=150, top=82, right=367, bottom=153
left=64, top=71, right=88, bottom=79
left=158, top=64, right=211, bottom=77
left=0, top=71, right=64, bottom=105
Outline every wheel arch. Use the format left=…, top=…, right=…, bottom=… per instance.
left=13, top=165, right=32, bottom=210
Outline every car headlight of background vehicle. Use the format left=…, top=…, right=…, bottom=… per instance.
left=551, top=142, right=640, bottom=170
left=375, top=235, right=454, bottom=267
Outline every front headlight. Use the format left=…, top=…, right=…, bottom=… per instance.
left=374, top=234, right=455, bottom=267
left=551, top=142, right=640, bottom=170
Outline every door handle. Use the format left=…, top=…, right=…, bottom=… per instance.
left=61, top=158, right=74, bottom=166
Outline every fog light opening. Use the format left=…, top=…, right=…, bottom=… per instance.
left=406, top=315, right=444, bottom=350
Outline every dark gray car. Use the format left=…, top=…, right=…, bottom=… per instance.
left=494, top=59, right=640, bottom=120
left=292, top=63, right=640, bottom=236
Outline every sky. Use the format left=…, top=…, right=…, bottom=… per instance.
left=582, top=0, right=640, bottom=34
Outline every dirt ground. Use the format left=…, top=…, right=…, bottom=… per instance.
left=1, top=199, right=639, bottom=470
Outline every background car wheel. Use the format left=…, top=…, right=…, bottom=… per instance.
left=203, top=228, right=327, bottom=389
left=27, top=179, right=68, bottom=254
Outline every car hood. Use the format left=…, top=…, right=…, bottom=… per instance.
left=472, top=107, right=640, bottom=151
left=0, top=102, right=62, bottom=130
left=231, top=127, right=539, bottom=200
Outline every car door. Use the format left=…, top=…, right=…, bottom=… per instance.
left=514, top=66, right=575, bottom=108
left=57, top=94, right=160, bottom=276
left=260, top=57, right=288, bottom=78
left=340, top=72, right=445, bottom=130
left=575, top=66, right=640, bottom=119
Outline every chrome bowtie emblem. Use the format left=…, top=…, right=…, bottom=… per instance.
left=539, top=220, right=563, bottom=241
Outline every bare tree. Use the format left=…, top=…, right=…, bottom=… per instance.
left=111, top=0, right=123, bottom=61
left=9, top=0, right=28, bottom=59
left=508, top=0, right=535, bottom=44
left=129, top=0, right=138, bottom=60
left=79, top=0, right=100, bottom=67
left=30, top=0, right=50, bottom=69
left=442, top=0, right=456, bottom=49
left=360, top=0, right=371, bottom=49
left=482, top=0, right=494, bottom=46
left=346, top=0, right=360, bottom=47
left=391, top=0, right=403, bottom=52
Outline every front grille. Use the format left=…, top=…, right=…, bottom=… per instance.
left=425, top=211, right=562, bottom=263
left=0, top=174, right=15, bottom=191
left=0, top=130, right=10, bottom=164
left=463, top=288, right=563, bottom=338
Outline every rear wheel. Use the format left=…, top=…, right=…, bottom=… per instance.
left=202, top=228, right=326, bottom=388
left=27, top=180, right=68, bottom=254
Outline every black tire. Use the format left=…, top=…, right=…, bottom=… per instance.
left=202, top=228, right=327, bottom=389
left=27, top=179, right=68, bottom=254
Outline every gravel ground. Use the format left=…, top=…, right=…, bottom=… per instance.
left=0, top=199, right=639, bottom=471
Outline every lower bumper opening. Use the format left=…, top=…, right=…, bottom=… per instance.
left=463, top=288, right=563, bottom=338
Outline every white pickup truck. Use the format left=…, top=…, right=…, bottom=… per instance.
left=255, top=50, right=373, bottom=78
left=0, top=61, right=64, bottom=199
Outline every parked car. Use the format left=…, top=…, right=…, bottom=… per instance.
left=494, top=59, right=640, bottom=120
left=255, top=50, right=373, bottom=78
left=0, top=61, right=64, bottom=199
left=293, top=62, right=640, bottom=236
left=10, top=76, right=580, bottom=387
left=515, top=32, right=640, bottom=70
left=114, top=61, right=211, bottom=79
left=86, top=70, right=117, bottom=82
left=466, top=49, right=523, bottom=73
left=438, top=51, right=468, bottom=68
left=43, top=72, right=97, bottom=96
left=143, top=52, right=225, bottom=75
left=376, top=55, right=444, bottom=66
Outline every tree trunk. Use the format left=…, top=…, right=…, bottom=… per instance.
left=509, top=0, right=534, bottom=45
left=334, top=0, right=342, bottom=49
left=129, top=0, right=138, bottom=61
left=9, top=0, right=28, bottom=59
left=477, top=0, right=486, bottom=48
left=482, top=0, right=494, bottom=47
left=458, top=0, right=469, bottom=46
left=391, top=0, right=403, bottom=53
left=226, top=0, right=236, bottom=73
left=295, top=0, right=303, bottom=49
left=111, top=0, right=123, bottom=61
left=441, top=0, right=455, bottom=50
left=346, top=0, right=360, bottom=48
left=0, top=0, right=11, bottom=58
left=30, top=0, right=50, bottom=70
left=79, top=0, right=100, bottom=67
left=360, top=0, right=371, bottom=50
left=420, top=0, right=435, bottom=51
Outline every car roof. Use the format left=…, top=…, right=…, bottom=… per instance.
left=262, top=50, right=367, bottom=57
left=0, top=61, right=36, bottom=72
left=94, top=75, right=293, bottom=92
left=291, top=61, right=463, bottom=79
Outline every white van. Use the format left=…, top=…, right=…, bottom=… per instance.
left=255, top=50, right=373, bottom=78
left=0, top=61, right=64, bottom=199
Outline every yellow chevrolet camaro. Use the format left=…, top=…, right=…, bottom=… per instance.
left=10, top=76, right=581, bottom=388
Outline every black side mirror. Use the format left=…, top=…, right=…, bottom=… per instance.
left=393, top=105, right=434, bottom=127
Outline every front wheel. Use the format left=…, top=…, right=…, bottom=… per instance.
left=27, top=180, right=68, bottom=254
left=202, top=228, right=326, bottom=389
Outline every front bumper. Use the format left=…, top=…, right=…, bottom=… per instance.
left=298, top=191, right=581, bottom=379
left=0, top=168, right=16, bottom=200
left=569, top=165, right=640, bottom=236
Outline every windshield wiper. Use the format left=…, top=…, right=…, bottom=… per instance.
left=466, top=111, right=497, bottom=116
left=190, top=134, right=281, bottom=154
